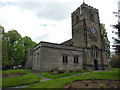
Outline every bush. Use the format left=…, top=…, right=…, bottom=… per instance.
left=50, top=68, right=84, bottom=74
left=40, top=70, right=91, bottom=79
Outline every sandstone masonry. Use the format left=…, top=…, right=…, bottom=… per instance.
left=25, top=3, right=108, bottom=71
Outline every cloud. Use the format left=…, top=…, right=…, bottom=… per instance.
left=36, top=2, right=73, bottom=21
left=0, top=0, right=80, bottom=22
left=0, top=0, right=119, bottom=47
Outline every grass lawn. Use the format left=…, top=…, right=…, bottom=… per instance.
left=2, top=69, right=41, bottom=88
left=0, top=70, right=1, bottom=87
left=26, top=69, right=120, bottom=88
left=2, top=69, right=30, bottom=75
left=0, top=78, right=1, bottom=88
left=40, top=70, right=91, bottom=79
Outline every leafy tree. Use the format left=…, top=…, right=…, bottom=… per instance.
left=0, top=26, right=4, bottom=69
left=100, top=24, right=110, bottom=59
left=110, top=23, right=120, bottom=68
left=112, top=23, right=120, bottom=55
left=2, top=27, right=37, bottom=70
left=109, top=53, right=120, bottom=68
left=2, top=30, right=23, bottom=69
left=20, top=36, right=36, bottom=67
left=1, top=26, right=10, bottom=69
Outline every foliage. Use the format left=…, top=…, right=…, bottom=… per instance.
left=26, top=69, right=119, bottom=88
left=20, top=36, right=36, bottom=67
left=112, top=23, right=120, bottom=55
left=2, top=69, right=41, bottom=88
left=2, top=26, right=37, bottom=70
left=110, top=23, right=120, bottom=68
left=109, top=54, right=120, bottom=68
left=99, top=83, right=105, bottom=88
left=40, top=70, right=91, bottom=79
left=100, top=24, right=110, bottom=59
left=2, top=30, right=22, bottom=69
left=0, top=26, right=2, bottom=69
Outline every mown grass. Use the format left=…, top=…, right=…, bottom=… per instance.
left=0, top=70, right=2, bottom=87
left=2, top=69, right=41, bottom=88
left=0, top=78, right=1, bottom=88
left=26, top=69, right=119, bottom=88
left=83, top=70, right=120, bottom=80
left=40, top=70, right=91, bottom=79
left=2, top=69, right=30, bottom=75
left=25, top=76, right=80, bottom=88
left=110, top=68, right=120, bottom=70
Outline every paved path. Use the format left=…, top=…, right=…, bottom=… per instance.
left=34, top=72, right=52, bottom=82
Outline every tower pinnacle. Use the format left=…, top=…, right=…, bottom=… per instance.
left=83, top=0, right=85, bottom=4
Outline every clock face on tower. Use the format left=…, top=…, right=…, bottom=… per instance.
left=90, top=27, right=97, bottom=34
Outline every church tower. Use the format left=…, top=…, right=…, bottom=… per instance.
left=72, top=3, right=108, bottom=70
left=72, top=3, right=101, bottom=48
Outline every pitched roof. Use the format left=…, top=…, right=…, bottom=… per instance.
left=61, top=39, right=73, bottom=46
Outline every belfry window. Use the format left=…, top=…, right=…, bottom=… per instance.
left=74, top=56, right=79, bottom=63
left=89, top=14, right=94, bottom=22
left=63, top=55, right=68, bottom=63
left=76, top=16, right=79, bottom=24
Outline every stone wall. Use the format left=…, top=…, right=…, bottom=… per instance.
left=32, top=42, right=83, bottom=72
left=24, top=50, right=34, bottom=69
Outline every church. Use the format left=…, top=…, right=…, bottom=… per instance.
left=25, top=3, right=108, bottom=71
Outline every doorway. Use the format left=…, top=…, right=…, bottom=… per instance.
left=94, top=59, right=98, bottom=70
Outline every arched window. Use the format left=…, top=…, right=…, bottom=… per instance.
left=76, top=16, right=79, bottom=24
left=89, top=14, right=94, bottom=22
left=91, top=45, right=98, bottom=58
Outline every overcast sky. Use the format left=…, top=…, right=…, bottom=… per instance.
left=0, top=0, right=119, bottom=50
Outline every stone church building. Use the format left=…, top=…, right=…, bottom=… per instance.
left=25, top=3, right=108, bottom=71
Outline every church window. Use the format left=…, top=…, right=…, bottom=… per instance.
left=76, top=16, right=79, bottom=24
left=74, top=56, right=79, bottom=63
left=63, top=55, right=68, bottom=63
left=93, top=50, right=97, bottom=58
left=89, top=14, right=94, bottom=22
left=91, top=46, right=98, bottom=58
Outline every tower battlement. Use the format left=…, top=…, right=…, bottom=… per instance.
left=72, top=3, right=98, bottom=15
left=81, top=3, right=98, bottom=12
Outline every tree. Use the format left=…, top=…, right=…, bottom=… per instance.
left=20, top=36, right=36, bottom=67
left=0, top=26, right=4, bottom=69
left=112, top=23, right=120, bottom=55
left=2, top=28, right=37, bottom=70
left=100, top=24, right=110, bottom=59
left=110, top=23, right=120, bottom=68
left=2, top=30, right=23, bottom=69
left=1, top=26, right=10, bottom=69
left=109, top=53, right=120, bottom=68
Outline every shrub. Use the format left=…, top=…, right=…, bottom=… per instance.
left=99, top=83, right=105, bottom=88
